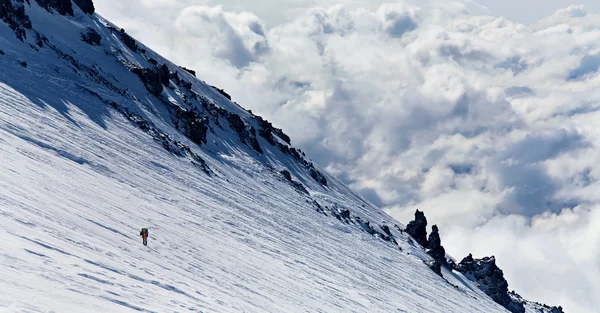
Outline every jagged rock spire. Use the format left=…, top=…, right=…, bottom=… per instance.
left=405, top=209, right=428, bottom=247
left=427, top=225, right=447, bottom=268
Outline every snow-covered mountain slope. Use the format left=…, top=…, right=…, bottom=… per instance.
left=0, top=1, right=562, bottom=312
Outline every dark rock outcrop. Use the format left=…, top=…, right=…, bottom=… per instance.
left=83, top=89, right=211, bottom=175
left=273, top=143, right=327, bottom=186
left=280, top=169, right=292, bottom=181
left=509, top=291, right=564, bottom=313
left=34, top=31, right=47, bottom=47
left=356, top=217, right=376, bottom=235
left=377, top=224, right=397, bottom=244
left=180, top=66, right=196, bottom=77
left=226, top=113, right=263, bottom=154
left=35, top=0, right=94, bottom=15
left=130, top=64, right=170, bottom=96
left=427, top=260, right=443, bottom=277
left=380, top=225, right=392, bottom=237
left=119, top=28, right=138, bottom=51
left=257, top=116, right=291, bottom=145
left=131, top=67, right=163, bottom=96
left=405, top=209, right=428, bottom=247
left=0, top=0, right=32, bottom=40
left=81, top=27, right=101, bottom=45
left=279, top=169, right=307, bottom=193
left=73, top=0, right=94, bottom=14
left=35, top=0, right=74, bottom=16
left=107, top=26, right=138, bottom=51
left=455, top=254, right=525, bottom=313
left=340, top=209, right=351, bottom=221
left=169, top=71, right=192, bottom=90
left=309, top=167, right=328, bottom=186
left=173, top=107, right=208, bottom=146
left=158, top=64, right=170, bottom=86
left=427, top=225, right=447, bottom=267
left=211, top=85, right=231, bottom=100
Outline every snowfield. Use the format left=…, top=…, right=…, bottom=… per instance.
left=0, top=1, right=555, bottom=312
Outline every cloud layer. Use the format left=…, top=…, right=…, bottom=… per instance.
left=94, top=1, right=600, bottom=311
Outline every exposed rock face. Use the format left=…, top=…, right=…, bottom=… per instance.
left=280, top=169, right=292, bottom=181
left=81, top=27, right=101, bottom=45
left=274, top=143, right=327, bottom=186
left=405, top=209, right=428, bottom=247
left=119, top=28, right=138, bottom=51
left=130, top=64, right=170, bottom=96
left=427, top=225, right=447, bottom=268
left=211, top=85, right=231, bottom=100
left=380, top=225, right=392, bottom=237
left=34, top=31, right=47, bottom=47
left=131, top=67, right=163, bottom=96
left=378, top=224, right=397, bottom=244
left=455, top=254, right=525, bottom=313
left=107, top=26, right=139, bottom=51
left=169, top=71, right=192, bottom=90
left=340, top=209, right=351, bottom=220
left=279, top=169, right=308, bottom=194
left=309, top=167, right=328, bottom=186
left=35, top=0, right=74, bottom=16
left=73, top=0, right=94, bottom=14
left=509, top=292, right=565, bottom=313
left=226, top=113, right=263, bottom=154
left=257, top=116, right=291, bottom=145
left=427, top=260, right=442, bottom=277
left=0, top=0, right=32, bottom=40
left=35, top=0, right=94, bottom=15
left=172, top=107, right=208, bottom=146
left=180, top=66, right=196, bottom=77
left=1, top=0, right=92, bottom=40
left=157, top=64, right=170, bottom=86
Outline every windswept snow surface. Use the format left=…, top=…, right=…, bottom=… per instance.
left=0, top=2, right=509, bottom=312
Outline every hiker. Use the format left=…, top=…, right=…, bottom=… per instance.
left=140, top=228, right=149, bottom=246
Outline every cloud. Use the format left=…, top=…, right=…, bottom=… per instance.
left=377, top=3, right=420, bottom=38
left=92, top=1, right=600, bottom=311
left=488, top=128, right=588, bottom=215
left=173, top=6, right=269, bottom=68
left=568, top=53, right=600, bottom=80
left=553, top=4, right=589, bottom=18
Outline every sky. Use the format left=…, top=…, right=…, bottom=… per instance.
left=93, top=0, right=600, bottom=312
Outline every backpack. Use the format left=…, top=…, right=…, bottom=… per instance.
left=141, top=228, right=148, bottom=236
